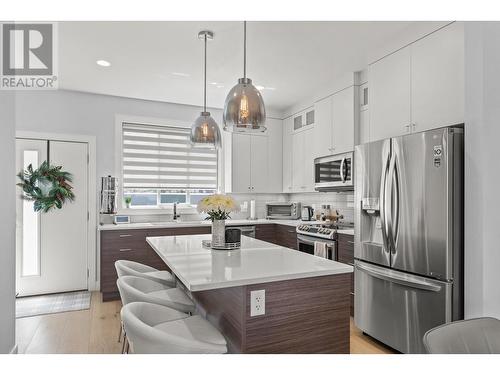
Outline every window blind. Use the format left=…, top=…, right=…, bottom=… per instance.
left=122, top=123, right=218, bottom=190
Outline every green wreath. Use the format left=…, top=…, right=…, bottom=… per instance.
left=17, top=161, right=75, bottom=213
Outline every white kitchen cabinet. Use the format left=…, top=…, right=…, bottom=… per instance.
left=313, top=95, right=333, bottom=158
left=229, top=133, right=252, bottom=192
left=313, top=86, right=356, bottom=157
left=292, top=127, right=315, bottom=192
left=369, top=22, right=464, bottom=142
left=265, top=118, right=283, bottom=193
left=293, top=107, right=314, bottom=131
left=292, top=131, right=304, bottom=191
left=411, top=22, right=464, bottom=132
left=282, top=117, right=293, bottom=193
left=250, top=135, right=268, bottom=192
left=225, top=119, right=282, bottom=193
left=332, top=86, right=355, bottom=154
left=369, top=46, right=411, bottom=142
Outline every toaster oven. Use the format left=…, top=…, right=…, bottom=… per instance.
left=265, top=202, right=301, bottom=220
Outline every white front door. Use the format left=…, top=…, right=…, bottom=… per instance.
left=16, top=139, right=89, bottom=296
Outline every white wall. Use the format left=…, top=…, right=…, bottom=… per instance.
left=464, top=22, right=500, bottom=318
left=15, top=90, right=223, bottom=179
left=0, top=90, right=16, bottom=353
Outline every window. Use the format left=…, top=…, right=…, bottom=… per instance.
left=121, top=122, right=217, bottom=208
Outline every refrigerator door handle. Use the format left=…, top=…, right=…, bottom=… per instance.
left=355, top=262, right=442, bottom=292
left=387, top=152, right=400, bottom=251
left=379, top=151, right=391, bottom=253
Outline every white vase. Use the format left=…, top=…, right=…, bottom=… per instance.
left=211, top=219, right=226, bottom=247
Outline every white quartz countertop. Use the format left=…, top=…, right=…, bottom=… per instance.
left=99, top=219, right=354, bottom=236
left=146, top=234, right=353, bottom=291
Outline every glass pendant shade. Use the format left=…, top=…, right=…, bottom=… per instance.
left=190, top=111, right=221, bottom=148
left=223, top=78, right=266, bottom=132
left=190, top=30, right=221, bottom=149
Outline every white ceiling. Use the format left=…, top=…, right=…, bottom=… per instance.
left=58, top=21, right=445, bottom=114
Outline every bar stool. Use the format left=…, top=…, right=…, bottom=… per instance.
left=423, top=317, right=500, bottom=354
left=117, top=275, right=196, bottom=314
left=115, top=260, right=175, bottom=287
left=121, top=302, right=227, bottom=354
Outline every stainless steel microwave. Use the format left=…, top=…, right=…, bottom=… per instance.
left=314, top=152, right=354, bottom=191
left=266, top=202, right=301, bottom=220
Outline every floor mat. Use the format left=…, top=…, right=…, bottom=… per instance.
left=16, top=291, right=91, bottom=318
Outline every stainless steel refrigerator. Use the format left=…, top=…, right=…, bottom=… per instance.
left=354, top=125, right=464, bottom=354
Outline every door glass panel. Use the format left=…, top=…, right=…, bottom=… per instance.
left=22, top=150, right=40, bottom=276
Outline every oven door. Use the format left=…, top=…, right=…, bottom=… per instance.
left=296, top=234, right=336, bottom=260
left=314, top=152, right=354, bottom=191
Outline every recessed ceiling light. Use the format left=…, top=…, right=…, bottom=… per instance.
left=209, top=82, right=218, bottom=85
left=255, top=85, right=265, bottom=91
left=266, top=87, right=276, bottom=91
left=216, top=85, right=224, bottom=89
left=172, top=72, right=190, bottom=77
left=96, top=60, right=111, bottom=67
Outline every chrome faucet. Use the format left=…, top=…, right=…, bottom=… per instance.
left=173, top=202, right=180, bottom=220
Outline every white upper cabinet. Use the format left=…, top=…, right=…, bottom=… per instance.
left=369, top=22, right=464, bottom=142
left=224, top=119, right=282, bottom=194
left=249, top=134, right=268, bottom=193
left=293, top=107, right=315, bottom=131
left=229, top=133, right=252, bottom=192
left=313, top=95, right=333, bottom=158
left=313, top=86, right=356, bottom=157
left=265, top=118, right=283, bottom=193
left=411, top=22, right=464, bottom=132
left=282, top=117, right=293, bottom=193
left=369, top=46, right=412, bottom=142
left=331, top=86, right=355, bottom=154
left=292, top=127, right=315, bottom=192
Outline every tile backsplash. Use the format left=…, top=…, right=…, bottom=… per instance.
left=100, top=192, right=353, bottom=224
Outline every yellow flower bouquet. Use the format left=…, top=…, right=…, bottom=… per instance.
left=197, top=194, right=240, bottom=221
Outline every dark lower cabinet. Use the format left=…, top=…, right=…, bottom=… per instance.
left=255, top=224, right=277, bottom=244
left=275, top=224, right=298, bottom=250
left=100, top=226, right=210, bottom=301
left=337, top=233, right=354, bottom=317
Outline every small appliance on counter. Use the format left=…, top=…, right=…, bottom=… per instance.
left=301, top=206, right=314, bottom=221
left=100, top=175, right=117, bottom=214
left=266, top=202, right=301, bottom=220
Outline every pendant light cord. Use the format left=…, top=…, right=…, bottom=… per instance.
left=204, top=33, right=207, bottom=112
left=243, top=21, right=247, bottom=79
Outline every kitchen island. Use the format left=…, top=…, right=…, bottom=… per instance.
left=146, top=234, right=353, bottom=353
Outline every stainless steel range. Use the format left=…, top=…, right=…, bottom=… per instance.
left=296, top=222, right=354, bottom=260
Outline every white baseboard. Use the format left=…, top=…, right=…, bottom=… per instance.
left=10, top=344, right=18, bottom=354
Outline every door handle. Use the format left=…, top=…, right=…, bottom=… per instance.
left=379, top=149, right=391, bottom=254
left=340, top=157, right=346, bottom=183
left=387, top=147, right=400, bottom=252
left=355, top=263, right=442, bottom=292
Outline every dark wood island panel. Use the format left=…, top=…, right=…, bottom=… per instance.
left=100, top=226, right=210, bottom=301
left=193, top=273, right=351, bottom=354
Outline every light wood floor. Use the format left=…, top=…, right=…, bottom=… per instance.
left=16, top=292, right=395, bottom=354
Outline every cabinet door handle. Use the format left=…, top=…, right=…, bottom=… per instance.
left=347, top=241, right=355, bottom=244
left=119, top=234, right=132, bottom=238
left=119, top=248, right=132, bottom=252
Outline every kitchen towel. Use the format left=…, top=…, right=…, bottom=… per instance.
left=314, top=241, right=329, bottom=259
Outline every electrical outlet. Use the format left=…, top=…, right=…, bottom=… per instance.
left=250, top=289, right=265, bottom=317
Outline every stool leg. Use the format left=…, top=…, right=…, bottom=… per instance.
left=118, top=323, right=123, bottom=342
left=121, top=332, right=127, bottom=354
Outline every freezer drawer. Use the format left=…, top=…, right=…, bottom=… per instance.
left=354, top=260, right=452, bottom=354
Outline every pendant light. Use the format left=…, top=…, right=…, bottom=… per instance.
left=190, top=30, right=221, bottom=149
left=223, top=21, right=266, bottom=133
